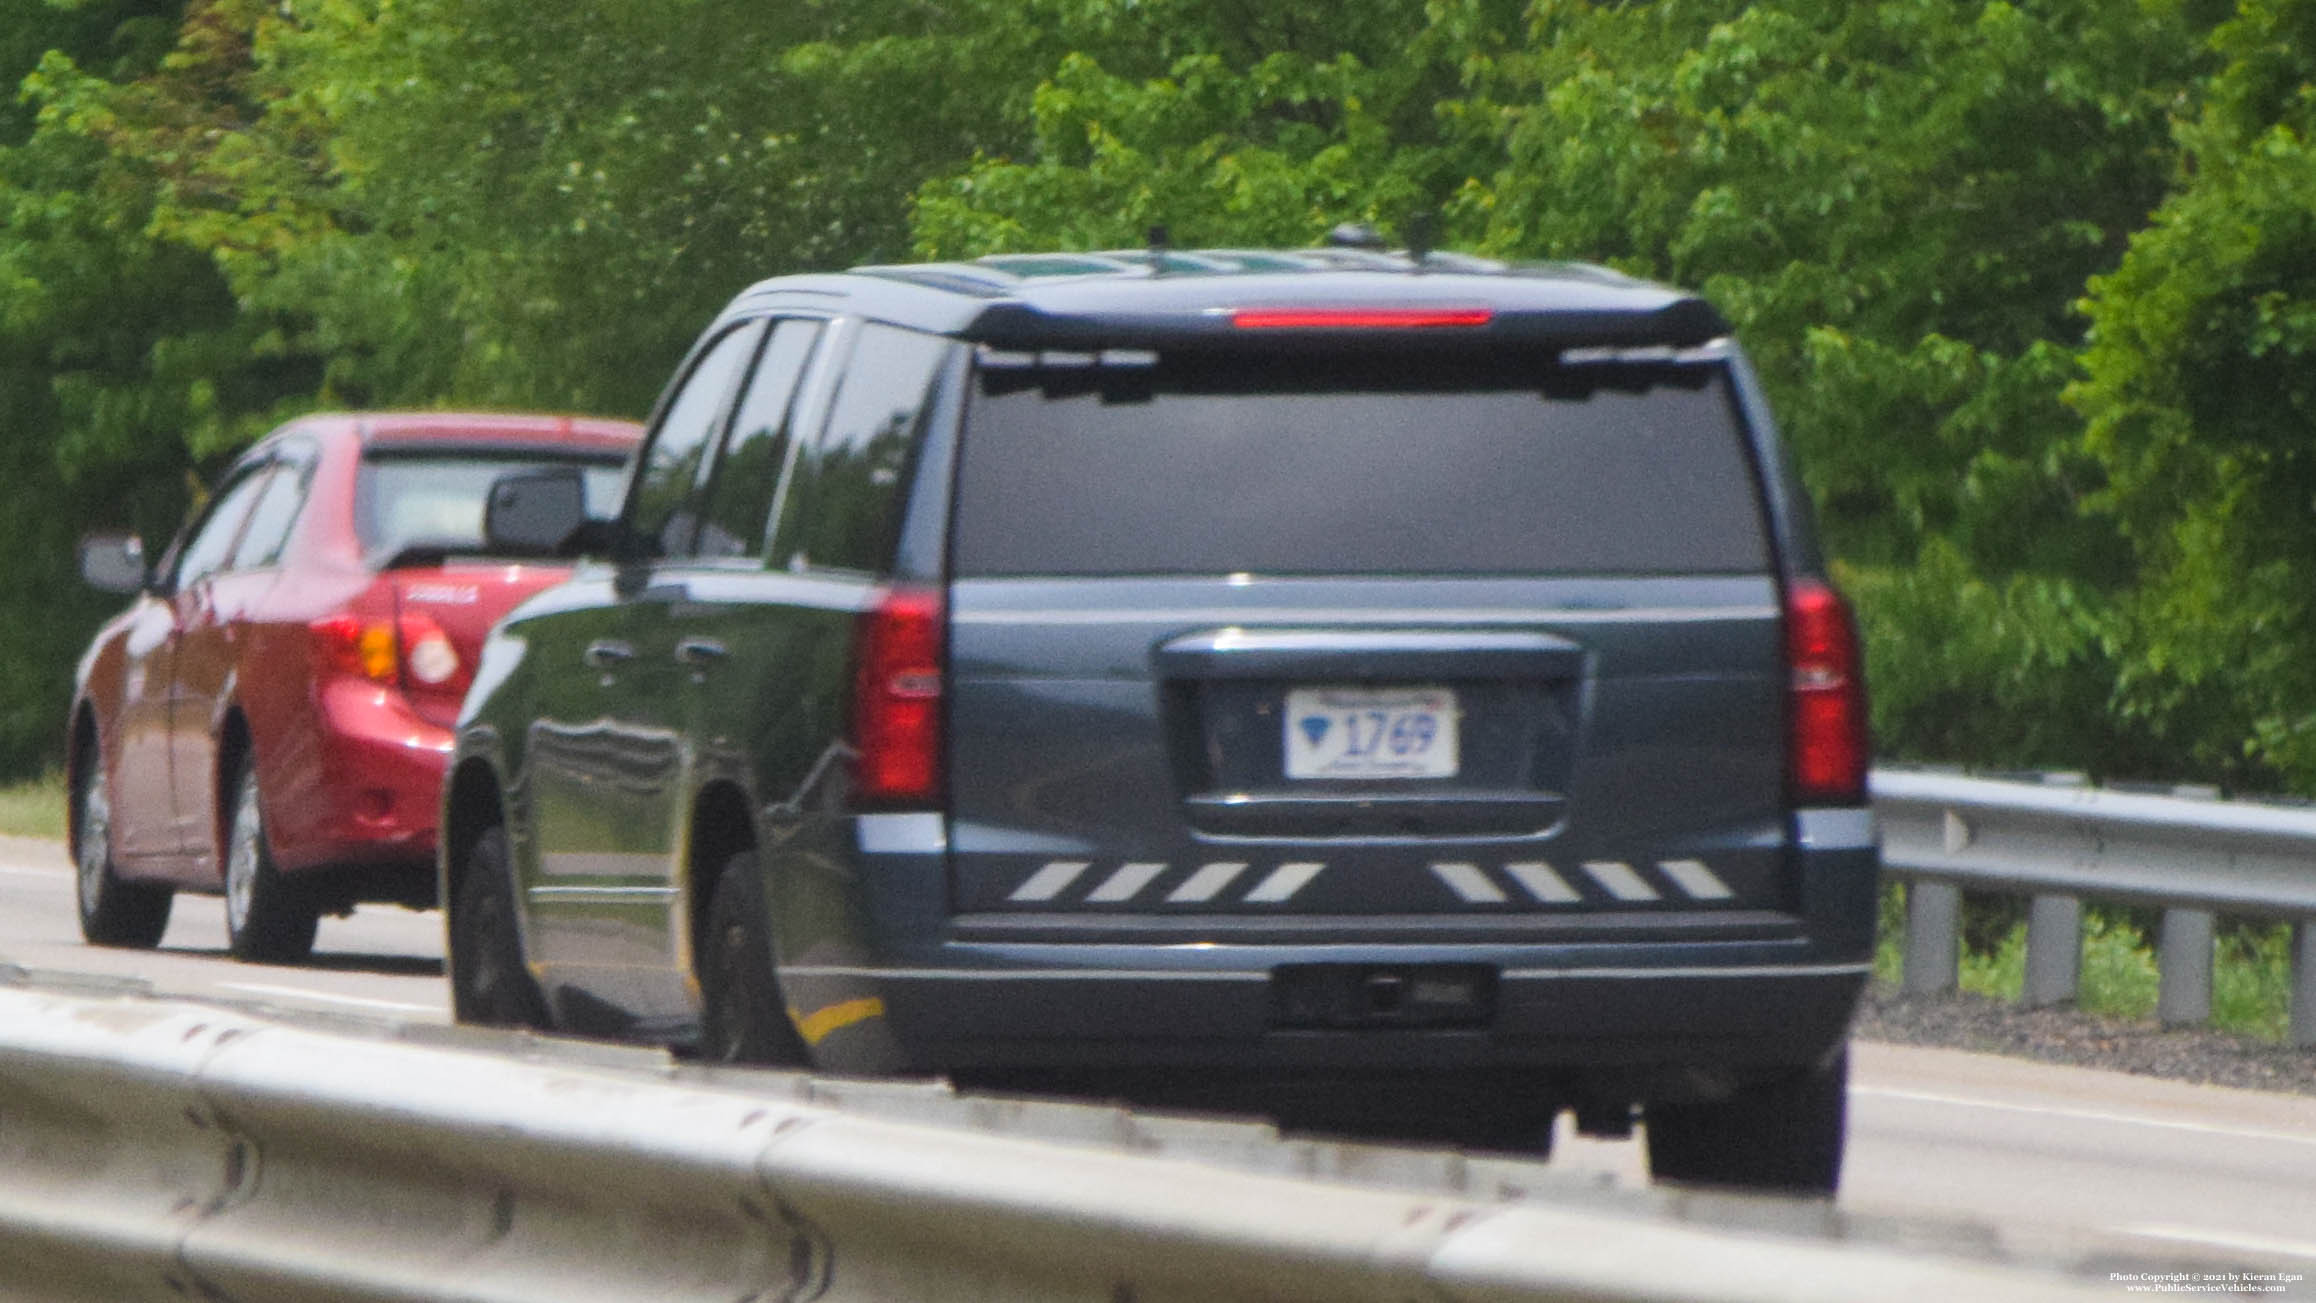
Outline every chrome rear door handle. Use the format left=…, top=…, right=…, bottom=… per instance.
left=583, top=639, right=635, bottom=669
left=675, top=637, right=728, bottom=667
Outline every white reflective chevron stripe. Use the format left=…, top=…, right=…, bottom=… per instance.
left=1659, top=858, right=1733, bottom=900
left=1429, top=862, right=1507, bottom=904
left=1010, top=861, right=1091, bottom=902
left=1583, top=861, right=1660, bottom=902
left=1243, top=862, right=1325, bottom=904
left=1087, top=862, right=1168, bottom=904
left=1504, top=861, right=1581, bottom=904
left=1167, top=862, right=1250, bottom=903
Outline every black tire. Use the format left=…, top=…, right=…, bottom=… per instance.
left=222, top=764, right=319, bottom=964
left=1644, top=1048, right=1848, bottom=1196
left=699, top=852, right=810, bottom=1067
left=449, top=827, right=550, bottom=1028
left=73, top=756, right=172, bottom=948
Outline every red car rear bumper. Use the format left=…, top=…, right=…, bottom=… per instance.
left=267, top=678, right=453, bottom=875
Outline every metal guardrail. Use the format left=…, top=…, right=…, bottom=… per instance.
left=1872, top=768, right=2316, bottom=1046
left=0, top=969, right=2157, bottom=1302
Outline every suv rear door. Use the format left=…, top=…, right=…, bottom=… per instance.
left=943, top=347, right=1793, bottom=934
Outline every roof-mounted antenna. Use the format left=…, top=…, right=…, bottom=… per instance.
left=1404, top=212, right=1439, bottom=268
left=1326, top=222, right=1386, bottom=251
left=1146, top=225, right=1172, bottom=275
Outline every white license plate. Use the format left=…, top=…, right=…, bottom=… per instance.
left=1283, top=686, right=1459, bottom=780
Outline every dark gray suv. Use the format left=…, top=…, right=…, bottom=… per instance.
left=442, top=246, right=1878, bottom=1193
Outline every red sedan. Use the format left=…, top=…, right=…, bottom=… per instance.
left=67, top=411, right=641, bottom=962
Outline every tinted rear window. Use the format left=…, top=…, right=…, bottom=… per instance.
left=357, top=453, right=626, bottom=561
left=953, top=354, right=1771, bottom=577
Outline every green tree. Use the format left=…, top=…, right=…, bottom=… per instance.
left=0, top=0, right=261, bottom=777
left=914, top=2, right=1517, bottom=255
left=2073, top=0, right=2316, bottom=786
left=912, top=0, right=2202, bottom=775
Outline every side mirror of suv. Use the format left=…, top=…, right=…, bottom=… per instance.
left=79, top=533, right=148, bottom=594
left=483, top=466, right=589, bottom=558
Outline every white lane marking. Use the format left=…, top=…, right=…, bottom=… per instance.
left=1659, top=858, right=1732, bottom=900
left=1854, top=1085, right=2316, bottom=1149
left=1504, top=861, right=1580, bottom=904
left=0, top=867, right=67, bottom=879
left=1583, top=860, right=1659, bottom=902
left=2120, top=1224, right=2316, bottom=1262
left=1243, top=862, right=1324, bottom=904
left=1167, top=862, right=1248, bottom=903
left=1086, top=862, right=1167, bottom=904
left=1010, top=860, right=1090, bottom=903
left=222, top=984, right=441, bottom=1015
left=1430, top=862, right=1506, bottom=904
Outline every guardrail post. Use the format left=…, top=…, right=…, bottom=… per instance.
left=2022, top=895, right=2081, bottom=1008
left=2293, top=921, right=2316, bottom=1049
left=2157, top=909, right=2214, bottom=1027
left=1903, top=880, right=1961, bottom=996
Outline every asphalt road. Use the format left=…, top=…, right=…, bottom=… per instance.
left=5, top=832, right=2314, bottom=1284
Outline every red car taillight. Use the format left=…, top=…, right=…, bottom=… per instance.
left=309, top=610, right=467, bottom=694
left=1785, top=578, right=1869, bottom=805
left=850, top=586, right=944, bottom=805
left=311, top=613, right=399, bottom=682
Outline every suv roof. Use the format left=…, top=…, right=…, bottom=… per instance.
left=727, top=248, right=1731, bottom=352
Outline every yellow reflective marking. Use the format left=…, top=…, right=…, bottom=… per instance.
left=790, top=996, right=886, bottom=1046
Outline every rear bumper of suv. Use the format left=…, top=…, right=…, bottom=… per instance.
left=799, top=953, right=1867, bottom=1075
left=782, top=811, right=1878, bottom=1081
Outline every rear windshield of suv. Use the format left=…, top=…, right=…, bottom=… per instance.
left=356, top=451, right=627, bottom=562
left=953, top=353, right=1771, bottom=577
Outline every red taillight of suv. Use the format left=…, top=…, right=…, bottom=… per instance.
left=851, top=586, right=945, bottom=804
left=309, top=610, right=467, bottom=695
left=1785, top=578, right=1868, bottom=805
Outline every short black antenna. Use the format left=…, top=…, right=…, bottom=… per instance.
left=1404, top=211, right=1440, bottom=267
left=1146, top=225, right=1172, bottom=274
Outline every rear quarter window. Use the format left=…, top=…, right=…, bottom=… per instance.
left=953, top=354, right=1771, bottom=578
left=771, top=323, right=951, bottom=576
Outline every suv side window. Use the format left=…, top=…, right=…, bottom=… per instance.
left=627, top=320, right=766, bottom=559
left=229, top=452, right=313, bottom=570
left=693, top=319, right=823, bottom=562
left=171, top=464, right=272, bottom=590
left=771, top=323, right=950, bottom=576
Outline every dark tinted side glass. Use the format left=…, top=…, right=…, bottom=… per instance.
left=772, top=323, right=950, bottom=576
left=693, top=319, right=823, bottom=562
left=955, top=355, right=1770, bottom=577
left=629, top=320, right=766, bottom=558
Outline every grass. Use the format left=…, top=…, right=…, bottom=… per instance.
left=0, top=771, right=67, bottom=842
left=1877, top=881, right=2296, bottom=1042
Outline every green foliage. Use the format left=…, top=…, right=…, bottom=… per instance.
left=0, top=771, right=67, bottom=842
left=1, top=0, right=2314, bottom=793
left=1912, top=896, right=2291, bottom=1042
left=2073, top=0, right=2316, bottom=788
left=250, top=0, right=1066, bottom=416
left=1958, top=919, right=2027, bottom=1002
left=1841, top=545, right=2172, bottom=776
left=2077, top=911, right=2164, bottom=1019
left=914, top=4, right=1507, bottom=256
left=1460, top=0, right=2191, bottom=577
left=2213, top=921, right=2293, bottom=1041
